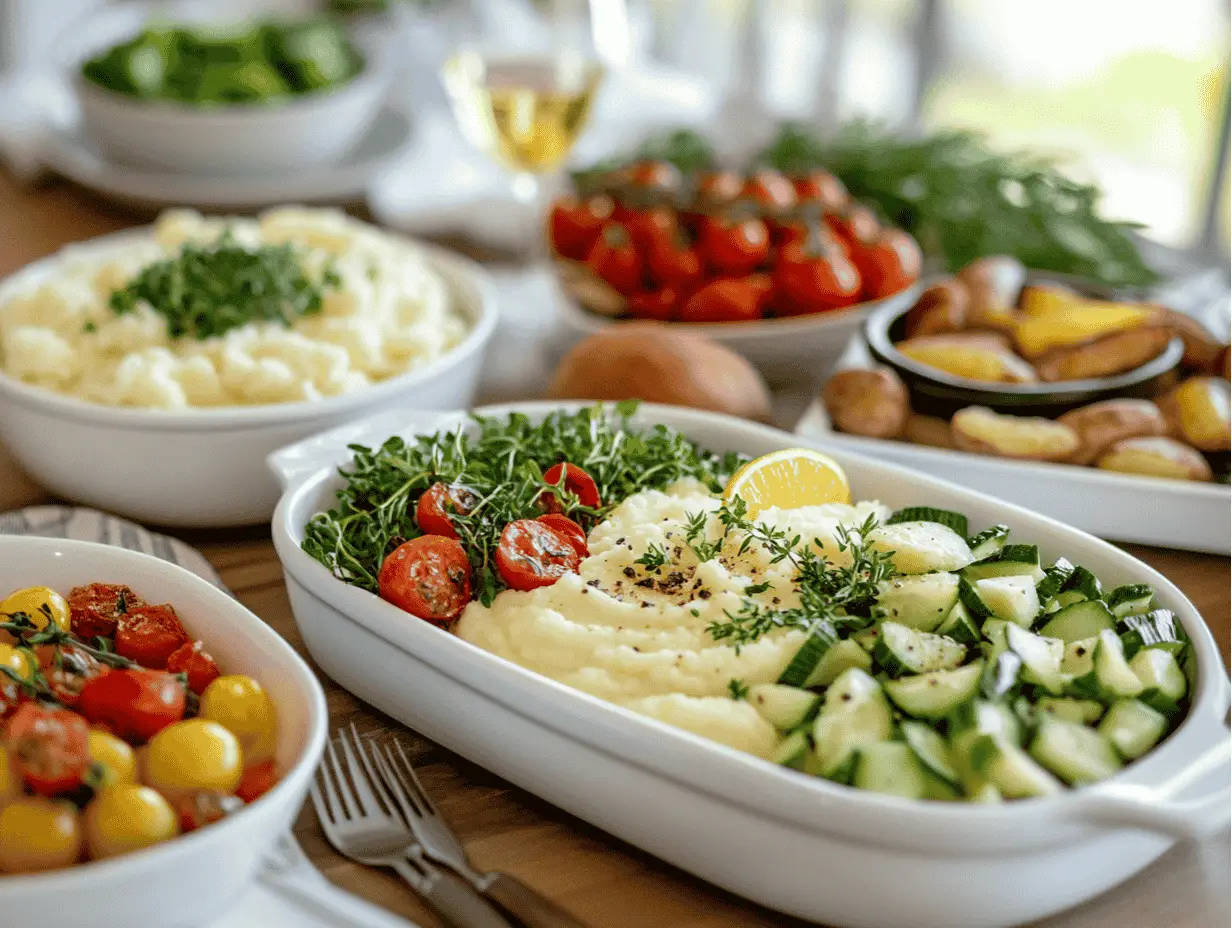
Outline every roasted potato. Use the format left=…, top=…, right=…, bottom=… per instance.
left=1057, top=399, right=1167, bottom=465
left=951, top=406, right=1080, bottom=462
left=957, top=256, right=1024, bottom=334
left=1014, top=300, right=1154, bottom=358
left=897, top=338, right=1037, bottom=384
left=1157, top=376, right=1231, bottom=452
left=902, top=414, right=956, bottom=449
left=1034, top=326, right=1173, bottom=382
left=1149, top=306, right=1226, bottom=372
left=822, top=366, right=909, bottom=439
left=1095, top=436, right=1213, bottom=482
left=1217, top=345, right=1231, bottom=380
left=1018, top=283, right=1080, bottom=318
left=903, top=280, right=970, bottom=338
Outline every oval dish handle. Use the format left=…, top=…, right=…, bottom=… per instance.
left=267, top=408, right=468, bottom=490
left=1071, top=732, right=1231, bottom=840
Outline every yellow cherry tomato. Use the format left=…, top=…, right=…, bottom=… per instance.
left=200, top=675, right=277, bottom=761
left=87, top=729, right=137, bottom=788
left=145, top=719, right=242, bottom=798
left=85, top=785, right=178, bottom=860
left=0, top=798, right=83, bottom=873
left=0, top=586, right=71, bottom=634
left=0, top=642, right=35, bottom=682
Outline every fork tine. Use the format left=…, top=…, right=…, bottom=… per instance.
left=393, top=738, right=440, bottom=817
left=325, top=737, right=360, bottom=820
left=339, top=726, right=383, bottom=817
left=373, top=741, right=421, bottom=825
left=349, top=723, right=396, bottom=813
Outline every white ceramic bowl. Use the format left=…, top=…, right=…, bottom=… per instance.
left=0, top=231, right=498, bottom=528
left=269, top=402, right=1230, bottom=928
left=0, top=535, right=327, bottom=928
left=62, top=0, right=392, bottom=174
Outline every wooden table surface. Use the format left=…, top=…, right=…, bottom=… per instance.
left=0, top=171, right=1228, bottom=928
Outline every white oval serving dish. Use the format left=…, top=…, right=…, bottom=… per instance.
left=0, top=535, right=327, bottom=928
left=0, top=230, right=498, bottom=529
left=269, top=402, right=1230, bottom=928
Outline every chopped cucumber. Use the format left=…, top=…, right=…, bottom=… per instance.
left=967, top=524, right=1010, bottom=561
left=1039, top=600, right=1116, bottom=642
left=901, top=720, right=960, bottom=787
left=1054, top=590, right=1089, bottom=608
left=1060, top=636, right=1099, bottom=677
left=1106, top=584, right=1155, bottom=618
left=981, top=619, right=1011, bottom=660
left=1006, top=624, right=1065, bottom=695
left=776, top=624, right=839, bottom=688
left=811, top=638, right=874, bottom=687
left=874, top=622, right=967, bottom=677
left=1038, top=697, right=1105, bottom=725
left=981, top=651, right=1023, bottom=700
left=950, top=699, right=1022, bottom=744
left=749, top=684, right=822, bottom=730
left=1094, top=629, right=1145, bottom=698
left=770, top=728, right=811, bottom=769
left=1098, top=699, right=1168, bottom=760
left=887, top=506, right=969, bottom=538
left=1062, top=566, right=1103, bottom=602
left=1035, top=557, right=1075, bottom=603
left=973, top=575, right=1040, bottom=627
left=935, top=600, right=981, bottom=645
left=852, top=741, right=927, bottom=798
left=969, top=782, right=1004, bottom=803
left=922, top=771, right=963, bottom=801
left=873, top=572, right=960, bottom=631
left=1029, top=718, right=1122, bottom=785
left=958, top=577, right=993, bottom=622
left=979, top=736, right=1065, bottom=798
left=866, top=521, right=974, bottom=575
left=963, top=544, right=1045, bottom=583
left=852, top=627, right=880, bottom=653
left=884, top=661, right=984, bottom=720
left=1118, top=609, right=1189, bottom=660
left=1130, top=649, right=1188, bottom=715
left=811, top=668, right=893, bottom=778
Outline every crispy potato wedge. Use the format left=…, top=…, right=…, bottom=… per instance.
left=957, top=256, right=1024, bottom=334
left=1096, top=436, right=1213, bottom=482
left=1014, top=301, right=1153, bottom=358
left=822, top=367, right=909, bottom=439
left=902, top=414, right=956, bottom=449
left=1018, top=284, right=1081, bottom=318
left=1157, top=376, right=1231, bottom=452
left=897, top=338, right=1037, bottom=383
left=1149, top=306, right=1226, bottom=372
left=1057, top=399, right=1167, bottom=465
left=951, top=406, right=1079, bottom=461
left=903, top=280, right=970, bottom=338
left=1034, top=326, right=1173, bottom=382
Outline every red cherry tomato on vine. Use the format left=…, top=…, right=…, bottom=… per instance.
left=165, top=640, right=221, bottom=695
left=415, top=483, right=478, bottom=540
left=850, top=229, right=922, bottom=300
left=496, top=520, right=584, bottom=592
left=774, top=241, right=862, bottom=315
left=741, top=169, right=796, bottom=214
left=379, top=536, right=473, bottom=625
left=695, top=170, right=744, bottom=207
left=115, top=604, right=188, bottom=669
left=646, top=228, right=702, bottom=289
left=39, top=644, right=107, bottom=708
left=586, top=223, right=644, bottom=294
left=5, top=702, right=90, bottom=796
left=793, top=170, right=850, bottom=211
left=679, top=276, right=772, bottom=323
left=236, top=758, right=279, bottom=803
left=624, top=207, right=676, bottom=252
left=825, top=205, right=880, bottom=249
left=548, top=195, right=615, bottom=260
left=541, top=462, right=601, bottom=511
left=625, top=159, right=682, bottom=196
left=628, top=287, right=680, bottom=321
left=536, top=514, right=589, bottom=559
left=697, top=214, right=770, bottom=276
left=77, top=668, right=186, bottom=743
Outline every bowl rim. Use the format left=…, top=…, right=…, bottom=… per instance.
left=268, top=400, right=1230, bottom=848
left=863, top=287, right=1185, bottom=398
left=0, top=535, right=328, bottom=896
left=0, top=227, right=500, bottom=433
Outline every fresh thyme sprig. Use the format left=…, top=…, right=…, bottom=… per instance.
left=634, top=543, right=668, bottom=573
left=1, top=612, right=137, bottom=670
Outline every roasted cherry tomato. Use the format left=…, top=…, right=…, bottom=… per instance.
left=850, top=228, right=922, bottom=300
left=825, top=204, right=880, bottom=249
left=646, top=228, right=703, bottom=289
left=679, top=276, right=773, bottom=323
left=624, top=207, right=676, bottom=252
left=586, top=223, right=644, bottom=295
left=541, top=462, right=601, bottom=512
left=1, top=586, right=70, bottom=636
left=85, top=784, right=178, bottom=860
left=0, top=797, right=82, bottom=874
left=548, top=195, right=615, bottom=260
left=146, top=719, right=243, bottom=799
left=793, top=169, right=850, bottom=211
left=741, top=169, right=796, bottom=214
left=77, top=668, right=186, bottom=743
left=115, top=603, right=188, bottom=669
left=5, top=702, right=90, bottom=797
left=774, top=240, right=862, bottom=315
left=697, top=214, right=770, bottom=276
left=536, top=514, right=589, bottom=559
left=38, top=644, right=107, bottom=708
left=176, top=791, right=244, bottom=833
left=415, top=482, right=478, bottom=540
left=165, top=640, right=221, bottom=695
left=235, top=758, right=279, bottom=804
left=67, top=583, right=143, bottom=641
left=496, top=519, right=584, bottom=592
left=695, top=170, right=744, bottom=207
left=627, top=287, right=680, bottom=321
left=200, top=675, right=278, bottom=762
left=378, top=536, right=473, bottom=624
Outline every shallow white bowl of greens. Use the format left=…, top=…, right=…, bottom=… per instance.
left=269, top=402, right=1230, bottom=928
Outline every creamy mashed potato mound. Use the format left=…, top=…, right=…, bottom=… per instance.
left=0, top=208, right=468, bottom=408
left=455, top=480, right=888, bottom=759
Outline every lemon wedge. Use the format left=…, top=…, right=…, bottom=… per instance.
left=724, top=448, right=851, bottom=517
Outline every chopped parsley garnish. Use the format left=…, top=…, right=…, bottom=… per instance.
left=109, top=231, right=341, bottom=340
left=301, top=402, right=743, bottom=606
left=727, top=678, right=750, bottom=700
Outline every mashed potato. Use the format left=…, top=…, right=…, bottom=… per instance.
left=0, top=208, right=469, bottom=408
left=455, top=481, right=888, bottom=759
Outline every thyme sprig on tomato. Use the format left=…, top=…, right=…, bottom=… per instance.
left=302, top=402, right=743, bottom=607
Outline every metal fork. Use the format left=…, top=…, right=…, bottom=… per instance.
left=311, top=727, right=516, bottom=928
left=371, top=736, right=590, bottom=928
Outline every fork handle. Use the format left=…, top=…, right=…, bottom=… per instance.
left=481, top=872, right=590, bottom=928
left=393, top=861, right=517, bottom=928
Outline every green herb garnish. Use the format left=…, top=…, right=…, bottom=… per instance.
left=634, top=543, right=669, bottom=573
left=109, top=232, right=341, bottom=340
left=301, top=403, right=743, bottom=606
left=727, top=678, right=750, bottom=700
